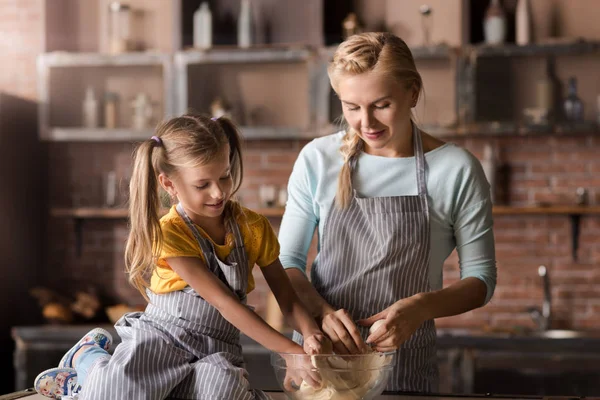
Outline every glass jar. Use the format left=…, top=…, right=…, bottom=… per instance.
left=108, top=2, right=131, bottom=54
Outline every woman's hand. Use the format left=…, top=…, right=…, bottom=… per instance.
left=357, top=296, right=427, bottom=352
left=302, top=332, right=333, bottom=355
left=320, top=308, right=368, bottom=355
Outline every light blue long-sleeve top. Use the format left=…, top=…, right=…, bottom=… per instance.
left=278, top=131, right=497, bottom=304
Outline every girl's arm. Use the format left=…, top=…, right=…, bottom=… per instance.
left=286, top=268, right=367, bottom=355
left=261, top=259, right=332, bottom=354
left=166, top=256, right=303, bottom=354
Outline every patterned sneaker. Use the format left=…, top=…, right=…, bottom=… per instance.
left=59, top=327, right=113, bottom=368
left=34, top=367, right=81, bottom=399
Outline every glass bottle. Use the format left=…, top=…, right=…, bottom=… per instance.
left=563, top=77, right=584, bottom=123
left=484, top=0, right=506, bottom=45
left=238, top=0, right=254, bottom=48
left=108, top=2, right=132, bottom=54
left=515, top=0, right=532, bottom=46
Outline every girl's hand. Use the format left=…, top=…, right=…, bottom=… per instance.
left=357, top=296, right=426, bottom=352
left=282, top=350, right=322, bottom=392
left=320, top=308, right=368, bottom=355
left=302, top=332, right=333, bottom=355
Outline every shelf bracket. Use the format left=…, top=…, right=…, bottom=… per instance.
left=569, top=213, right=581, bottom=261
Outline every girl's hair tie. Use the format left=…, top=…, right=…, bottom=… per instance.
left=151, top=136, right=162, bottom=146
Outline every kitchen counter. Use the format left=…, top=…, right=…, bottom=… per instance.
left=0, top=389, right=562, bottom=400
left=11, top=325, right=600, bottom=396
left=436, top=328, right=600, bottom=352
left=13, top=325, right=600, bottom=355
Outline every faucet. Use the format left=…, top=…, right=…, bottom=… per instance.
left=526, top=265, right=552, bottom=331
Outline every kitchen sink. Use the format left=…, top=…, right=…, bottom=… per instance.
left=437, top=327, right=600, bottom=340
left=526, top=329, right=600, bottom=339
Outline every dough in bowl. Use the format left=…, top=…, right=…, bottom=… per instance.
left=294, top=351, right=392, bottom=399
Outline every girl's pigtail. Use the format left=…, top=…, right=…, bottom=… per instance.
left=124, top=138, right=164, bottom=300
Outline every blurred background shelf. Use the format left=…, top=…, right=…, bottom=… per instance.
left=493, top=206, right=600, bottom=215
left=240, top=126, right=315, bottom=140
left=469, top=39, right=600, bottom=58
left=44, top=127, right=154, bottom=142
left=428, top=123, right=600, bottom=138
left=50, top=205, right=600, bottom=220
left=50, top=207, right=130, bottom=219
left=38, top=52, right=172, bottom=67
left=37, top=52, right=175, bottom=141
left=175, top=47, right=312, bottom=65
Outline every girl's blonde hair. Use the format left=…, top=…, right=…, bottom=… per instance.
left=328, top=32, right=423, bottom=208
left=124, top=113, right=243, bottom=298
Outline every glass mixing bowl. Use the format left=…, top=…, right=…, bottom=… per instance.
left=270, top=351, right=396, bottom=400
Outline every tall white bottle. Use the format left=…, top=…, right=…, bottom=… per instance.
left=82, top=86, right=99, bottom=128
left=516, top=0, right=531, bottom=46
left=238, top=0, right=253, bottom=48
left=193, top=2, right=212, bottom=50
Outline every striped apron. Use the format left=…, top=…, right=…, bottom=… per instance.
left=81, top=203, right=271, bottom=400
left=294, top=124, right=439, bottom=392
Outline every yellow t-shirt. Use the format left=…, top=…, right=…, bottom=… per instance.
left=150, top=203, right=280, bottom=294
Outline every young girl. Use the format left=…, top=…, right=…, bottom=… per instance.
left=34, top=113, right=331, bottom=400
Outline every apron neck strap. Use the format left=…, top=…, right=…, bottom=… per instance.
left=412, top=123, right=428, bottom=196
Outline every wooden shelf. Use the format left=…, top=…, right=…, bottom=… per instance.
left=493, top=206, right=600, bottom=216
left=50, top=207, right=285, bottom=219
left=240, top=126, right=314, bottom=140
left=51, top=207, right=128, bottom=219
left=50, top=206, right=600, bottom=220
left=51, top=206, right=598, bottom=261
left=50, top=207, right=168, bottom=219
left=39, top=51, right=171, bottom=67
left=44, top=128, right=154, bottom=142
left=468, top=39, right=600, bottom=58
left=175, top=47, right=312, bottom=65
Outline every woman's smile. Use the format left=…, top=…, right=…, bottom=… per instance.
left=362, top=129, right=386, bottom=141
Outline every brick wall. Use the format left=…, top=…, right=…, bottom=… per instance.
left=0, top=0, right=45, bottom=392
left=45, top=135, right=600, bottom=332
left=0, top=0, right=43, bottom=101
left=439, top=135, right=600, bottom=332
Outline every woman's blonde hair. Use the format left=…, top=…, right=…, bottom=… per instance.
left=124, top=113, right=244, bottom=298
left=328, top=32, right=423, bottom=208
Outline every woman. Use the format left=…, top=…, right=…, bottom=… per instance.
left=278, top=32, right=497, bottom=392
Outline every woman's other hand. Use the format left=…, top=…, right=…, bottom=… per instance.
left=357, top=295, right=426, bottom=352
left=320, top=308, right=369, bottom=354
left=303, top=332, right=333, bottom=355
